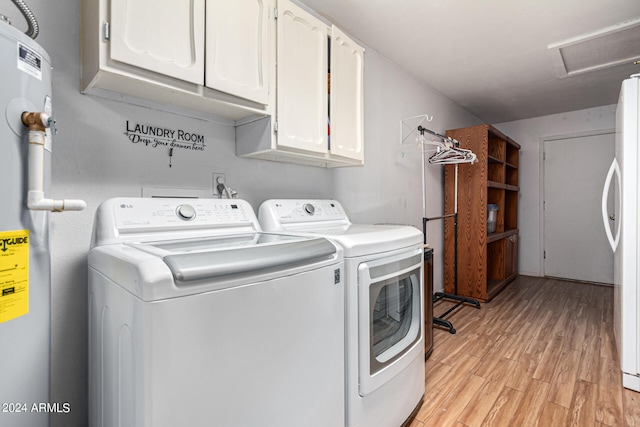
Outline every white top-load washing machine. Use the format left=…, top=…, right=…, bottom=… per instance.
left=88, top=198, right=345, bottom=427
left=259, top=199, right=425, bottom=427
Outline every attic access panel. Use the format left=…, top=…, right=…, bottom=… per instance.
left=548, top=17, right=640, bottom=77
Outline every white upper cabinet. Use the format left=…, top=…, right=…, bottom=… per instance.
left=330, top=25, right=364, bottom=162
left=81, top=0, right=270, bottom=121
left=205, top=0, right=270, bottom=104
left=236, top=0, right=365, bottom=167
left=276, top=0, right=328, bottom=154
left=82, top=0, right=363, bottom=165
left=109, top=0, right=205, bottom=85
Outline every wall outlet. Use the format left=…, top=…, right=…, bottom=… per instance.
left=213, top=173, right=226, bottom=195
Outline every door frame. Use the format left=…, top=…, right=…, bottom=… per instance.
left=539, top=128, right=615, bottom=279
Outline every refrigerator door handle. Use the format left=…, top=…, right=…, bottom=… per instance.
left=601, top=158, right=621, bottom=252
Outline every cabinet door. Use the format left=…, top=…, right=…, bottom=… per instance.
left=276, top=0, right=328, bottom=154
left=330, top=26, right=364, bottom=162
left=110, top=0, right=205, bottom=84
left=205, top=0, right=270, bottom=104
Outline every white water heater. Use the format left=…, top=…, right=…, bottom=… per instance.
left=0, top=11, right=84, bottom=425
left=0, top=18, right=52, bottom=427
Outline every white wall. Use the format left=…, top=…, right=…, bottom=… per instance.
left=0, top=2, right=481, bottom=426
left=495, top=104, right=616, bottom=276
left=333, top=51, right=482, bottom=293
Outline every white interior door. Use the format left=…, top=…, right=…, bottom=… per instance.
left=543, top=132, right=615, bottom=284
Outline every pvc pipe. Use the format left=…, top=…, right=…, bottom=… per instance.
left=22, top=112, right=86, bottom=212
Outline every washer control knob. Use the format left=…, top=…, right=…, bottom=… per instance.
left=176, top=204, right=196, bottom=221
left=303, top=203, right=315, bottom=216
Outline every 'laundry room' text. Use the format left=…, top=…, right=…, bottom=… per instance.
left=124, top=121, right=206, bottom=152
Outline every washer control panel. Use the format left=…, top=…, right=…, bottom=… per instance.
left=111, top=198, right=254, bottom=229
left=91, top=198, right=261, bottom=246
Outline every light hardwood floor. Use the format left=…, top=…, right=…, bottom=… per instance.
left=408, top=275, right=640, bottom=427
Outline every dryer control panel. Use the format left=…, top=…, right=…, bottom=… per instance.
left=258, top=199, right=350, bottom=230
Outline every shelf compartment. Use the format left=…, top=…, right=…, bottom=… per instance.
left=506, top=164, right=518, bottom=186
left=487, top=187, right=504, bottom=234
left=506, top=141, right=520, bottom=167
left=505, top=191, right=518, bottom=230
left=488, top=162, right=505, bottom=183
left=488, top=136, right=506, bottom=162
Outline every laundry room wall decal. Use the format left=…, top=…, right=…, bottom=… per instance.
left=124, top=121, right=206, bottom=152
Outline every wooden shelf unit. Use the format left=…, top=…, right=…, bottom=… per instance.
left=443, top=124, right=520, bottom=302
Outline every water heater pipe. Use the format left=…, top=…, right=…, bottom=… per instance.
left=21, top=112, right=86, bottom=212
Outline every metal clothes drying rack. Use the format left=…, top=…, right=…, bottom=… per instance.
left=416, top=125, right=481, bottom=334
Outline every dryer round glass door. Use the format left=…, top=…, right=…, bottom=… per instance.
left=357, top=249, right=423, bottom=396
left=370, top=269, right=416, bottom=362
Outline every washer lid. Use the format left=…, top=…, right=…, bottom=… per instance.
left=128, top=233, right=337, bottom=282
left=89, top=232, right=342, bottom=301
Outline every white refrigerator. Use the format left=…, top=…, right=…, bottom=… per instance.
left=602, top=73, right=640, bottom=392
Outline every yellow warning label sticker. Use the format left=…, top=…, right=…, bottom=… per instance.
left=0, top=230, right=29, bottom=323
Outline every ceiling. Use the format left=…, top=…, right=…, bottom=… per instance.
left=300, top=0, right=640, bottom=123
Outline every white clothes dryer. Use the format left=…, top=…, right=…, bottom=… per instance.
left=259, top=199, right=425, bottom=427
left=88, top=198, right=345, bottom=427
